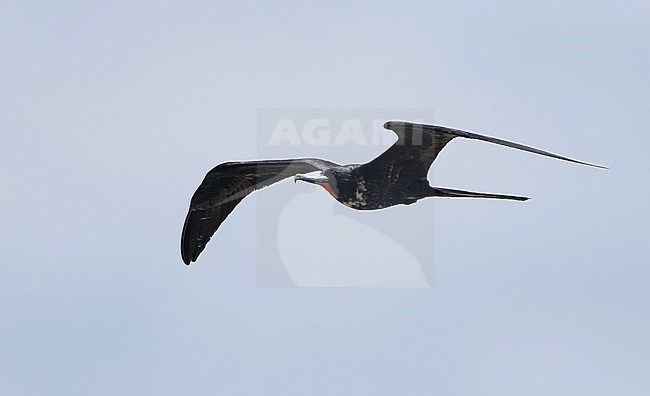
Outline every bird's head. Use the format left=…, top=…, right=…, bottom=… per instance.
left=294, top=169, right=340, bottom=199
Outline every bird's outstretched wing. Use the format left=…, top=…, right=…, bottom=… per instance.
left=364, top=121, right=606, bottom=177
left=181, top=158, right=337, bottom=265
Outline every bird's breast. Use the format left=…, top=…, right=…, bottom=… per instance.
left=337, top=177, right=394, bottom=210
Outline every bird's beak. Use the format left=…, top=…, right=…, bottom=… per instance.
left=295, top=173, right=339, bottom=199
left=294, top=173, right=329, bottom=184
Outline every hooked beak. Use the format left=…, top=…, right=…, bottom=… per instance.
left=294, top=173, right=329, bottom=184
left=295, top=173, right=339, bottom=199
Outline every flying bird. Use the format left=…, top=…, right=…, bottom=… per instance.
left=181, top=121, right=605, bottom=264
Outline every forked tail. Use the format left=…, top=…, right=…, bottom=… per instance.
left=431, top=187, right=529, bottom=201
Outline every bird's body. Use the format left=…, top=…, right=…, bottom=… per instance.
left=317, top=164, right=429, bottom=210
left=181, top=121, right=604, bottom=264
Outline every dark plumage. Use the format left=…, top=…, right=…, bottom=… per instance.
left=181, top=121, right=605, bottom=264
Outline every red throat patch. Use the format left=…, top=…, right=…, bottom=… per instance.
left=320, top=182, right=339, bottom=199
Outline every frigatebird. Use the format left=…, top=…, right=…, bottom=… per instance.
left=181, top=121, right=604, bottom=264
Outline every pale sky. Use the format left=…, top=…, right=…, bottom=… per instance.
left=2, top=1, right=649, bottom=395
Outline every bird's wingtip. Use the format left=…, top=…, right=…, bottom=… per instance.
left=580, top=162, right=608, bottom=170
left=181, top=255, right=193, bottom=266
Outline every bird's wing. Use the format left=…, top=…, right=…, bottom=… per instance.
left=361, top=121, right=456, bottom=179
left=364, top=121, right=606, bottom=177
left=181, top=158, right=337, bottom=265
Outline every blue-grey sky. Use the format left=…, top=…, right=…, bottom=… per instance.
left=2, top=1, right=649, bottom=395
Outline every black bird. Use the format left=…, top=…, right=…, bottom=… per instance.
left=181, top=121, right=604, bottom=264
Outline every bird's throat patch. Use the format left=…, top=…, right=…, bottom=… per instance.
left=320, top=182, right=339, bottom=199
